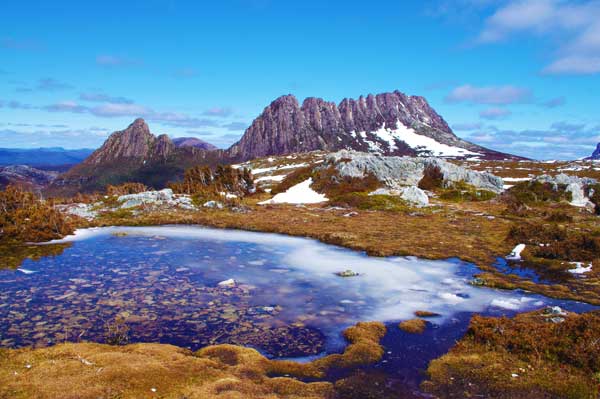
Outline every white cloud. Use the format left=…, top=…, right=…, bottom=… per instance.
left=479, top=107, right=512, bottom=119
left=477, top=0, right=600, bottom=75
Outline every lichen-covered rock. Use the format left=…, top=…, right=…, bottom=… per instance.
left=534, top=174, right=597, bottom=208
left=370, top=187, right=429, bottom=206
left=324, top=150, right=504, bottom=193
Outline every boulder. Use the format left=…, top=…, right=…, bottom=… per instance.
left=323, top=150, right=503, bottom=193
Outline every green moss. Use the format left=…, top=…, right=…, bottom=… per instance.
left=505, top=180, right=572, bottom=205
left=330, top=193, right=409, bottom=212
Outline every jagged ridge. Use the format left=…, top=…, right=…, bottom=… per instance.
left=226, top=91, right=515, bottom=162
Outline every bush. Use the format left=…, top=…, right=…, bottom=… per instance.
left=0, top=185, right=73, bottom=243
left=106, top=182, right=148, bottom=196
left=170, top=164, right=254, bottom=197
left=418, top=165, right=444, bottom=191
left=330, top=193, right=408, bottom=212
left=505, top=181, right=571, bottom=205
left=311, top=166, right=380, bottom=197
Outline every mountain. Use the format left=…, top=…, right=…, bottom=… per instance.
left=48, top=119, right=223, bottom=195
left=226, top=91, right=518, bottom=162
left=172, top=137, right=218, bottom=151
left=0, top=147, right=93, bottom=167
left=0, top=165, right=58, bottom=190
left=49, top=90, right=522, bottom=196
left=587, top=143, right=600, bottom=160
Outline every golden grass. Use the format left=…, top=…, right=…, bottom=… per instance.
left=422, top=310, right=600, bottom=398
left=398, top=319, right=427, bottom=334
left=0, top=323, right=385, bottom=399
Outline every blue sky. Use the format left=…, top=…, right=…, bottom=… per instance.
left=1, top=0, right=600, bottom=160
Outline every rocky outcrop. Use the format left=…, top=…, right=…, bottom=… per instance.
left=172, top=137, right=218, bottom=151
left=227, top=91, right=518, bottom=162
left=323, top=150, right=504, bottom=193
left=534, top=173, right=597, bottom=208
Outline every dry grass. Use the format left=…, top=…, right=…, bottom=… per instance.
left=0, top=322, right=386, bottom=399
left=398, top=319, right=427, bottom=334
left=422, top=310, right=600, bottom=398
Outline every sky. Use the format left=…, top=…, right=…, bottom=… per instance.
left=1, top=0, right=600, bottom=160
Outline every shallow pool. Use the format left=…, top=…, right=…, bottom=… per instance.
left=0, top=226, right=595, bottom=389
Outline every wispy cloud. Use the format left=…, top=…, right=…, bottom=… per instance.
left=462, top=120, right=600, bottom=159
left=96, top=55, right=142, bottom=67
left=43, top=101, right=88, bottom=113
left=14, top=78, right=73, bottom=93
left=0, top=37, right=44, bottom=51
left=222, top=121, right=247, bottom=131
left=445, top=84, right=532, bottom=105
left=479, top=107, right=512, bottom=120
left=40, top=100, right=222, bottom=129
left=203, top=107, right=234, bottom=117
left=79, top=92, right=133, bottom=104
left=541, top=96, right=566, bottom=108
left=476, top=0, right=600, bottom=75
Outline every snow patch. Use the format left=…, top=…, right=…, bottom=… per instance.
left=506, top=244, right=526, bottom=261
left=258, top=178, right=328, bottom=205
left=568, top=262, right=592, bottom=275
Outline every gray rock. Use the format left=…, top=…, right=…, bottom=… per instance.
left=203, top=200, right=224, bottom=209
left=323, top=150, right=504, bottom=193
left=370, top=187, right=429, bottom=206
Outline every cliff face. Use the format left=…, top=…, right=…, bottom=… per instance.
left=226, top=91, right=511, bottom=162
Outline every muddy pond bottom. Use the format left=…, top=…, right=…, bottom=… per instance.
left=0, top=226, right=595, bottom=390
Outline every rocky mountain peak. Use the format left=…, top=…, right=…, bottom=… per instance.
left=226, top=90, right=513, bottom=162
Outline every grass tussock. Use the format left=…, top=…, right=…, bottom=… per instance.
left=423, top=310, right=600, bottom=399
left=0, top=322, right=386, bottom=399
left=399, top=319, right=427, bottom=334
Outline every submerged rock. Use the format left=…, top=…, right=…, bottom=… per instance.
left=217, top=278, right=236, bottom=287
left=335, top=270, right=360, bottom=277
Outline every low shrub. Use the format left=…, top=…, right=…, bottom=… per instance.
left=170, top=164, right=254, bottom=197
left=311, top=166, right=380, bottom=197
left=0, top=185, right=73, bottom=243
left=106, top=182, right=148, bottom=196
left=418, top=165, right=444, bottom=191
left=330, top=193, right=408, bottom=212
left=504, top=181, right=571, bottom=205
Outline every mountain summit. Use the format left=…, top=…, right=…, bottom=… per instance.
left=49, top=119, right=223, bottom=194
left=50, top=90, right=521, bottom=195
left=587, top=143, right=600, bottom=160
left=227, top=91, right=515, bottom=162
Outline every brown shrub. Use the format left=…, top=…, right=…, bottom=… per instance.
left=418, top=165, right=444, bottom=191
left=106, top=182, right=148, bottom=196
left=399, top=319, right=427, bottom=334
left=170, top=164, right=254, bottom=197
left=0, top=185, right=73, bottom=243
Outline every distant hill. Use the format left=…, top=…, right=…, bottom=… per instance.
left=172, top=137, right=218, bottom=151
left=0, top=165, right=59, bottom=190
left=0, top=147, right=93, bottom=167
